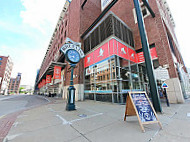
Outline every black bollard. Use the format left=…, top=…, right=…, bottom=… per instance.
left=163, top=88, right=170, bottom=107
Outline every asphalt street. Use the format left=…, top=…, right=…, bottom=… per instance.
left=0, top=95, right=49, bottom=118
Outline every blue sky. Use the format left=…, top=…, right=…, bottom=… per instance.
left=0, top=0, right=189, bottom=86
left=0, top=0, right=65, bottom=86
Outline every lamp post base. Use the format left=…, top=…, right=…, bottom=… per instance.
left=66, top=103, right=76, bottom=111
left=66, top=86, right=76, bottom=111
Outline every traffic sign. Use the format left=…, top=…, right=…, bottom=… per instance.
left=162, top=83, right=168, bottom=88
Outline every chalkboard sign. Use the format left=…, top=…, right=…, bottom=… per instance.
left=124, top=91, right=162, bottom=132
left=131, top=92, right=157, bottom=123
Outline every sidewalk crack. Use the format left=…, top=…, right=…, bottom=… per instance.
left=70, top=124, right=92, bottom=142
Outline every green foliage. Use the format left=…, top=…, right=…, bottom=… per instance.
left=19, top=87, right=25, bottom=93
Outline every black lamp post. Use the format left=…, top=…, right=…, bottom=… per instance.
left=66, top=63, right=76, bottom=111
left=60, top=38, right=84, bottom=111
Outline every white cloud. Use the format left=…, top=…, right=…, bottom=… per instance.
left=0, top=45, right=8, bottom=55
left=0, top=0, right=67, bottom=86
left=20, top=0, right=66, bottom=34
left=1, top=45, right=7, bottom=49
left=3, top=0, right=67, bottom=86
left=1, top=44, right=47, bottom=86
left=0, top=44, right=40, bottom=85
left=167, top=0, right=190, bottom=68
left=13, top=47, right=46, bottom=86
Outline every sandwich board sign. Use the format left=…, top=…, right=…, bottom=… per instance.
left=124, top=91, right=162, bottom=132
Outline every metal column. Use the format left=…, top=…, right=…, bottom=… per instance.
left=133, top=0, right=162, bottom=112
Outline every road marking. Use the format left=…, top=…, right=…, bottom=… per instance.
left=13, top=122, right=22, bottom=127
left=51, top=107, right=103, bottom=125
left=5, top=133, right=23, bottom=141
left=76, top=106, right=80, bottom=109
left=56, top=114, right=70, bottom=125
left=69, top=113, right=103, bottom=123
left=56, top=113, right=103, bottom=125
left=43, top=97, right=51, bottom=102
left=0, top=115, right=5, bottom=120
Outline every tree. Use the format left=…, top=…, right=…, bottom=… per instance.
left=19, top=87, right=25, bottom=93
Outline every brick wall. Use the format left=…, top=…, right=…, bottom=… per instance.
left=0, top=56, right=8, bottom=89
left=38, top=0, right=187, bottom=86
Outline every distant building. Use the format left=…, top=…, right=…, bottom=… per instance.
left=8, top=73, right=22, bottom=94
left=33, top=69, right=40, bottom=94
left=20, top=85, right=34, bottom=95
left=0, top=56, right=13, bottom=95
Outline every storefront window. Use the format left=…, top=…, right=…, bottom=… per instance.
left=84, top=55, right=148, bottom=103
left=121, top=68, right=130, bottom=80
left=112, top=81, right=118, bottom=92
left=122, top=81, right=130, bottom=90
left=96, top=82, right=112, bottom=91
left=95, top=60, right=111, bottom=82
left=132, top=81, right=141, bottom=90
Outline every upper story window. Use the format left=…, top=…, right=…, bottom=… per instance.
left=0, top=62, right=2, bottom=65
left=61, top=27, right=63, bottom=34
left=0, top=57, right=2, bottom=60
left=61, top=37, right=63, bottom=44
left=133, top=3, right=150, bottom=24
left=64, top=31, right=67, bottom=38
left=83, top=13, right=134, bottom=54
left=65, top=20, right=67, bottom=27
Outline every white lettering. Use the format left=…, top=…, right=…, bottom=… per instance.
left=60, top=43, right=85, bottom=58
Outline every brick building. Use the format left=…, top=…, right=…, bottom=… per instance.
left=8, top=73, right=22, bottom=94
left=0, top=56, right=13, bottom=95
left=35, top=0, right=189, bottom=104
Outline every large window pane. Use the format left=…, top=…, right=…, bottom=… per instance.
left=131, top=63, right=138, bottom=73
left=95, top=60, right=110, bottom=82
left=121, top=68, right=130, bottom=80
left=132, top=81, right=140, bottom=90
left=122, top=81, right=130, bottom=90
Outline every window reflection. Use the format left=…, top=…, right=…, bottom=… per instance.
left=84, top=55, right=148, bottom=100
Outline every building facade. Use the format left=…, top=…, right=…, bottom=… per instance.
left=0, top=56, right=13, bottom=95
left=34, top=69, right=40, bottom=94
left=8, top=73, right=22, bottom=94
left=35, top=0, right=189, bottom=104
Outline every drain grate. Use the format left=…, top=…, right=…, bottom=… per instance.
left=78, top=114, right=87, bottom=118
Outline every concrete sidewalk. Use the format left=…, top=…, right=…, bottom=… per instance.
left=3, top=96, right=190, bottom=142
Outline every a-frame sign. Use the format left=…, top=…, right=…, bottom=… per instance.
left=124, top=91, right=162, bottom=132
